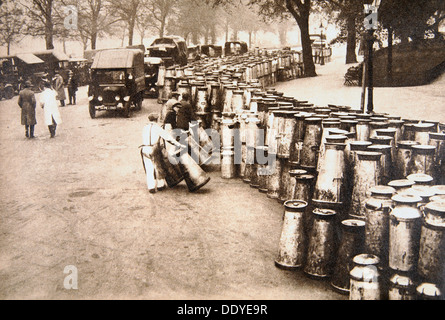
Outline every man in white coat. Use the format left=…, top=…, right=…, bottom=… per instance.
left=40, top=81, right=62, bottom=138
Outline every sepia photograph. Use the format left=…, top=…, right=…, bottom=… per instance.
left=0, top=0, right=444, bottom=304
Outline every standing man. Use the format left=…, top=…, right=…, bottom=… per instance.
left=176, top=92, right=196, bottom=131
left=67, top=69, right=78, bottom=105
left=159, top=91, right=181, bottom=124
left=141, top=113, right=185, bottom=193
left=53, top=71, right=66, bottom=107
left=40, top=81, right=62, bottom=138
left=18, top=80, right=37, bottom=139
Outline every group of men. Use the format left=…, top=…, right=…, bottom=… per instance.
left=141, top=91, right=201, bottom=193
left=18, top=69, right=79, bottom=139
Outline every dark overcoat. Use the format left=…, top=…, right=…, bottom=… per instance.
left=18, top=88, right=37, bottom=126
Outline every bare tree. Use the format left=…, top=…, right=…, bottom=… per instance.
left=0, top=0, right=26, bottom=54
left=107, top=0, right=143, bottom=46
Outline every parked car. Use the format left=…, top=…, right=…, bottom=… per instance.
left=147, top=36, right=188, bottom=67
left=144, top=56, right=163, bottom=97
left=87, top=48, right=145, bottom=118
left=224, top=41, right=248, bottom=56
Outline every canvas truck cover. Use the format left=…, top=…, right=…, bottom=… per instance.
left=91, top=49, right=144, bottom=69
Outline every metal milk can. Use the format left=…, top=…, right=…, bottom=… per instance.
left=304, top=208, right=337, bottom=278
left=289, top=113, right=311, bottom=166
left=388, top=119, right=405, bottom=145
left=394, top=140, right=420, bottom=179
left=349, top=254, right=382, bottom=300
left=196, top=86, right=210, bottom=113
left=331, top=219, right=366, bottom=294
left=257, top=146, right=269, bottom=193
left=369, top=121, right=389, bottom=140
left=364, top=185, right=396, bottom=268
left=277, top=111, right=297, bottom=160
left=300, top=117, right=323, bottom=172
left=368, top=144, right=393, bottom=185
left=231, top=89, right=244, bottom=114
left=413, top=122, right=436, bottom=145
left=408, top=144, right=436, bottom=177
left=418, top=202, right=445, bottom=285
left=355, top=119, right=371, bottom=141
left=416, top=283, right=443, bottom=300
left=388, top=273, right=417, bottom=300
left=349, top=151, right=382, bottom=220
left=275, top=200, right=309, bottom=269
left=267, top=156, right=284, bottom=199
left=278, top=161, right=299, bottom=204
left=406, top=173, right=434, bottom=186
left=313, top=142, right=347, bottom=206
left=389, top=194, right=422, bottom=273
left=221, top=147, right=237, bottom=179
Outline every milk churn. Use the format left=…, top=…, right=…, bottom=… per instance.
left=288, top=113, right=310, bottom=165
left=388, top=273, right=417, bottom=300
left=416, top=283, right=443, bottom=300
left=300, top=117, right=323, bottom=172
left=266, top=110, right=282, bottom=154
left=413, top=122, right=436, bottom=145
left=249, top=146, right=261, bottom=189
left=364, top=185, right=396, bottom=267
left=231, top=90, right=244, bottom=114
left=349, top=254, right=382, bottom=300
left=277, top=111, right=297, bottom=160
left=355, top=119, right=371, bottom=141
left=368, top=145, right=393, bottom=185
left=313, top=142, right=347, bottom=207
left=331, top=219, right=366, bottom=294
left=221, top=147, right=237, bottom=179
left=388, top=120, right=405, bottom=145
left=340, top=120, right=358, bottom=138
left=389, top=194, right=423, bottom=273
left=267, top=155, right=284, bottom=199
left=257, top=146, right=269, bottom=193
left=418, top=202, right=445, bottom=286
left=304, top=208, right=337, bottom=278
left=394, top=140, right=420, bottom=179
left=408, top=145, right=436, bottom=177
left=388, top=179, right=415, bottom=195
left=284, top=169, right=308, bottom=200
left=249, top=96, right=259, bottom=113
left=243, top=147, right=255, bottom=184
left=402, top=121, right=417, bottom=141
left=275, top=200, right=308, bottom=269
left=220, top=116, right=239, bottom=149
left=429, top=132, right=445, bottom=184
left=369, top=121, right=389, bottom=139
left=222, top=85, right=236, bottom=114
left=196, top=86, right=209, bottom=114
left=177, top=151, right=211, bottom=192
left=349, top=151, right=382, bottom=220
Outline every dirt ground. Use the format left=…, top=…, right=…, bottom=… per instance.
left=0, top=85, right=345, bottom=300
left=1, top=56, right=443, bottom=300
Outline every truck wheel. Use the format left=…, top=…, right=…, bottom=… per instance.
left=134, top=94, right=142, bottom=111
left=4, top=86, right=14, bottom=100
left=123, top=101, right=131, bottom=118
left=89, top=102, right=96, bottom=119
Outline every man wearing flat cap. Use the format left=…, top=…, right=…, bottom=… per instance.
left=18, top=81, right=37, bottom=139
left=159, top=91, right=181, bottom=125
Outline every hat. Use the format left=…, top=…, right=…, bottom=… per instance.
left=24, top=80, right=32, bottom=88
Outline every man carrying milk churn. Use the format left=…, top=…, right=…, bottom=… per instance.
left=53, top=71, right=66, bottom=107
left=141, top=113, right=186, bottom=193
left=18, top=80, right=37, bottom=139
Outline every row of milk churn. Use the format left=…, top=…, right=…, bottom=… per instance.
left=270, top=106, right=445, bottom=300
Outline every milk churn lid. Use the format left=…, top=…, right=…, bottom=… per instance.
left=388, top=119, right=405, bottom=127
left=430, top=194, right=445, bottom=203
left=305, top=117, right=322, bottom=123
left=416, top=283, right=442, bottom=298
left=368, top=145, right=392, bottom=153
left=431, top=185, right=445, bottom=195
left=397, top=140, right=420, bottom=148
left=370, top=116, right=388, bottom=122
left=355, top=113, right=372, bottom=119
left=392, top=193, right=423, bottom=205
left=353, top=253, right=380, bottom=266
left=325, top=135, right=348, bottom=144
left=388, top=179, right=415, bottom=189
left=405, top=187, right=436, bottom=201
left=289, top=169, right=307, bottom=177
left=284, top=200, right=308, bottom=212
left=370, top=185, right=396, bottom=197
left=349, top=141, right=372, bottom=151
left=413, top=122, right=436, bottom=131
left=411, top=144, right=436, bottom=154
left=312, top=208, right=336, bottom=218
left=424, top=201, right=445, bottom=214
left=407, top=173, right=434, bottom=184
left=369, top=121, right=389, bottom=128
left=390, top=273, right=415, bottom=288
left=341, top=219, right=365, bottom=232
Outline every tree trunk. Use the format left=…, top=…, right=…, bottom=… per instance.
left=298, top=15, right=316, bottom=77
left=387, top=27, right=393, bottom=86
left=45, top=17, right=54, bottom=50
left=346, top=14, right=357, bottom=64
left=128, top=17, right=135, bottom=46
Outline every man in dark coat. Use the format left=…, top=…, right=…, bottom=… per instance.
left=18, top=81, right=37, bottom=138
left=176, top=92, right=196, bottom=131
left=67, top=69, right=78, bottom=105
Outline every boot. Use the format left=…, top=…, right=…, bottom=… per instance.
left=30, top=125, right=35, bottom=138
left=25, top=125, right=29, bottom=138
